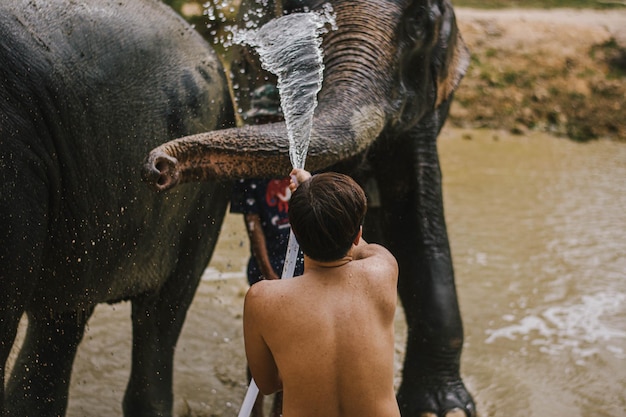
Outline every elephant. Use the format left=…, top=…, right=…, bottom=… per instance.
left=0, top=0, right=234, bottom=416
left=144, top=0, right=476, bottom=416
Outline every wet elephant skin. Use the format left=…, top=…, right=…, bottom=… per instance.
left=0, top=1, right=234, bottom=416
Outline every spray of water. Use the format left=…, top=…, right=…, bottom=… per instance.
left=232, top=5, right=336, bottom=169
left=229, top=7, right=336, bottom=281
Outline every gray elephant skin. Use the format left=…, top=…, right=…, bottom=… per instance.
left=0, top=0, right=234, bottom=416
left=145, top=0, right=475, bottom=416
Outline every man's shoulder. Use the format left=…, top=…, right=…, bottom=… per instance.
left=246, top=279, right=274, bottom=300
left=246, top=278, right=295, bottom=302
left=353, top=244, right=398, bottom=292
left=355, top=243, right=397, bottom=268
left=245, top=278, right=303, bottom=324
left=244, top=280, right=275, bottom=321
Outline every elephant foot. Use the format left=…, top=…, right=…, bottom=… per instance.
left=397, top=377, right=476, bottom=417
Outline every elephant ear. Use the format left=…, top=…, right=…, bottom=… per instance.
left=433, top=0, right=470, bottom=107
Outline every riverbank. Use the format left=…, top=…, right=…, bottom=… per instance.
left=450, top=8, right=626, bottom=141
left=168, top=3, right=626, bottom=141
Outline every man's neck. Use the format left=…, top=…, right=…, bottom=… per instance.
left=304, top=248, right=354, bottom=270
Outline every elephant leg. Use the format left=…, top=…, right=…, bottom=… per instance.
left=1, top=258, right=32, bottom=415
left=6, top=309, right=92, bottom=417
left=123, top=258, right=206, bottom=417
left=0, top=309, right=22, bottom=415
left=0, top=161, right=49, bottom=416
left=122, top=185, right=228, bottom=417
left=374, top=121, right=475, bottom=416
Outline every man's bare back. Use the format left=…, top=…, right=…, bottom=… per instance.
left=244, top=236, right=400, bottom=417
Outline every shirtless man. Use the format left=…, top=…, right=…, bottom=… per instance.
left=243, top=168, right=401, bottom=417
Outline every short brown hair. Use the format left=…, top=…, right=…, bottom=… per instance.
left=288, top=172, right=367, bottom=262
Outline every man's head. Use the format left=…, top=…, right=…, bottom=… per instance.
left=289, top=173, right=367, bottom=262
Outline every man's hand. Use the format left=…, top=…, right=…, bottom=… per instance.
left=289, top=168, right=312, bottom=192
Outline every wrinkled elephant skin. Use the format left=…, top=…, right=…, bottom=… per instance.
left=144, top=0, right=476, bottom=416
left=0, top=1, right=234, bottom=416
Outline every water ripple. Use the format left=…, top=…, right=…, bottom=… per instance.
left=485, top=291, right=626, bottom=362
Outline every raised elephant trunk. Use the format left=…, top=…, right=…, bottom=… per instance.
left=143, top=0, right=400, bottom=191
left=142, top=103, right=386, bottom=190
left=142, top=0, right=468, bottom=191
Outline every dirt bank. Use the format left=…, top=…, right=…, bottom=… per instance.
left=175, top=4, right=626, bottom=141
left=450, top=8, right=626, bottom=141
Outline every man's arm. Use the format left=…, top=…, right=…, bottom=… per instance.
left=244, top=213, right=280, bottom=280
left=243, top=282, right=282, bottom=394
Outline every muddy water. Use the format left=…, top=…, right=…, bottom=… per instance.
left=440, top=128, right=625, bottom=417
left=10, top=128, right=625, bottom=416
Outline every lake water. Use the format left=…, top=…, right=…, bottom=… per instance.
left=11, top=127, right=624, bottom=416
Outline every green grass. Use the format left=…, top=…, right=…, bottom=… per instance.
left=452, top=0, right=624, bottom=9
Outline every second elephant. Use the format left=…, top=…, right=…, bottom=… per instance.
left=145, top=0, right=475, bottom=416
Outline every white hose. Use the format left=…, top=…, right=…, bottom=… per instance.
left=237, top=379, right=260, bottom=417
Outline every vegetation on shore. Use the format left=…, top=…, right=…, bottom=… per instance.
left=449, top=10, right=625, bottom=141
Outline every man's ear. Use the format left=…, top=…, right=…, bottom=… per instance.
left=353, top=226, right=363, bottom=246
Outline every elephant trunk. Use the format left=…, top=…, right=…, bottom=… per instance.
left=142, top=123, right=291, bottom=191
left=142, top=0, right=397, bottom=191
left=142, top=104, right=386, bottom=191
